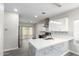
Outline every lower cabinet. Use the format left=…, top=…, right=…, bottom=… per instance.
left=36, top=42, right=68, bottom=56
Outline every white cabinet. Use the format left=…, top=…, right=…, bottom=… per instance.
left=49, top=17, right=69, bottom=32
left=29, top=40, right=68, bottom=56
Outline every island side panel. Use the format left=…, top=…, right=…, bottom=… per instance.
left=36, top=41, right=68, bottom=56
left=28, top=42, right=37, bottom=56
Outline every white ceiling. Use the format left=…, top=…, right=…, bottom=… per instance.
left=5, top=3, right=79, bottom=23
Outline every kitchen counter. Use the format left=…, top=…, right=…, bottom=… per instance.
left=29, top=37, right=73, bottom=50
left=28, top=37, right=73, bottom=56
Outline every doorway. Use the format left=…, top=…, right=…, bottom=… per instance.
left=19, top=26, right=33, bottom=49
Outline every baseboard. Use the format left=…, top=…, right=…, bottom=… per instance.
left=4, top=47, right=19, bottom=52
left=61, top=50, right=69, bottom=56
left=69, top=50, right=79, bottom=55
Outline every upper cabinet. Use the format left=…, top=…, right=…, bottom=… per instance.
left=49, top=17, right=69, bottom=32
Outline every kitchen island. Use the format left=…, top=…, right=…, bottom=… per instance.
left=28, top=38, right=73, bottom=56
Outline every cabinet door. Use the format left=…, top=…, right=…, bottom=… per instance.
left=49, top=17, right=68, bottom=31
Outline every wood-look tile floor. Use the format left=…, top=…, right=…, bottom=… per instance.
left=4, top=39, right=29, bottom=56
left=4, top=48, right=29, bottom=56
left=4, top=49, right=79, bottom=56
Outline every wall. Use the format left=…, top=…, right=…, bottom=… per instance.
left=32, top=24, right=37, bottom=39
left=0, top=4, right=4, bottom=56
left=4, top=12, right=19, bottom=51
left=36, top=23, right=42, bottom=38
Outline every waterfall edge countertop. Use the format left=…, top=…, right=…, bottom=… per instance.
left=29, top=37, right=73, bottom=50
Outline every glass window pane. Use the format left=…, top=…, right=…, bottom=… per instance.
left=22, top=27, right=33, bottom=39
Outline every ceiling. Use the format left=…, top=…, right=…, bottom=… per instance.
left=5, top=3, right=79, bottom=23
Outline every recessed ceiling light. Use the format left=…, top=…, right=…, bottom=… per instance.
left=42, top=11, right=46, bottom=14
left=34, top=15, right=38, bottom=18
left=14, top=8, right=18, bottom=12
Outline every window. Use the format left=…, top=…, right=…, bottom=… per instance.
left=22, top=26, right=33, bottom=39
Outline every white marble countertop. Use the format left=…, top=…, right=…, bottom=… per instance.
left=29, top=37, right=73, bottom=50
